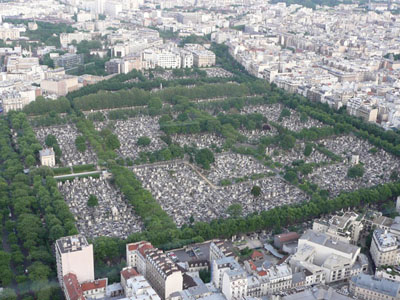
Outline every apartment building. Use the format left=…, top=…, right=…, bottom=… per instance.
left=260, top=264, right=292, bottom=295
left=60, top=32, right=92, bottom=48
left=63, top=273, right=85, bottom=300
left=145, top=248, right=183, bottom=300
left=290, top=230, right=365, bottom=284
left=105, top=56, right=142, bottom=74
left=120, top=267, right=161, bottom=300
left=142, top=48, right=181, bottom=69
left=350, top=274, right=400, bottom=300
left=0, top=24, right=20, bottom=40
left=184, top=44, right=216, bottom=67
left=41, top=75, right=79, bottom=96
left=180, top=50, right=194, bottom=68
left=212, top=256, right=242, bottom=290
left=81, top=278, right=107, bottom=299
left=209, top=240, right=235, bottom=263
left=5, top=56, right=39, bottom=73
left=0, top=91, right=31, bottom=113
left=370, top=229, right=400, bottom=267
left=347, top=97, right=378, bottom=122
left=126, top=241, right=183, bottom=300
left=312, top=212, right=364, bottom=244
left=222, top=269, right=247, bottom=300
left=53, top=53, right=84, bottom=69
left=126, top=241, right=153, bottom=276
left=55, top=235, right=95, bottom=288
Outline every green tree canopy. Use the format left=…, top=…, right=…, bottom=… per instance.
left=251, top=185, right=261, bottom=197
left=195, top=148, right=215, bottom=169
left=87, top=194, right=99, bottom=207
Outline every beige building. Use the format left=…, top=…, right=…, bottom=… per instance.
left=192, top=50, right=216, bottom=67
left=56, top=235, right=95, bottom=288
left=41, top=75, right=79, bottom=96
left=39, top=148, right=56, bottom=167
left=370, top=229, right=399, bottom=267
left=1, top=91, right=31, bottom=113
left=126, top=241, right=183, bottom=300
left=0, top=25, right=20, bottom=40
left=60, top=32, right=92, bottom=48
left=347, top=98, right=378, bottom=123
left=184, top=44, right=216, bottom=67
left=350, top=274, right=400, bottom=300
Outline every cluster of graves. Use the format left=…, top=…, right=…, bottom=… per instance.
left=132, top=159, right=306, bottom=226
left=145, top=67, right=233, bottom=80
left=307, top=135, right=400, bottom=196
left=58, top=176, right=143, bottom=238
left=113, top=116, right=167, bottom=159
left=204, top=67, right=233, bottom=78
left=35, top=124, right=97, bottom=166
left=241, top=104, right=326, bottom=132
left=238, top=127, right=278, bottom=142
left=172, top=133, right=225, bottom=149
left=267, top=142, right=329, bottom=167
left=206, top=153, right=270, bottom=185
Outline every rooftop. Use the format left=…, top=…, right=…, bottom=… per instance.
left=351, top=274, right=400, bottom=298
left=301, top=230, right=359, bottom=257
left=56, top=235, right=90, bottom=254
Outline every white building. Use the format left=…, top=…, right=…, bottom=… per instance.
left=56, top=235, right=95, bottom=288
left=222, top=269, right=247, bottom=300
left=120, top=267, right=161, bottom=300
left=39, top=148, right=55, bottom=167
left=290, top=230, right=365, bottom=284
left=370, top=229, right=400, bottom=267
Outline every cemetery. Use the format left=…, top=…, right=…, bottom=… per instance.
left=206, top=153, right=270, bottom=185
left=268, top=142, right=329, bottom=167
left=58, top=175, right=143, bottom=238
left=307, top=135, right=400, bottom=196
left=172, top=133, right=225, bottom=149
left=35, top=124, right=97, bottom=166
left=132, top=160, right=306, bottom=226
left=241, top=104, right=326, bottom=132
left=113, top=116, right=167, bottom=159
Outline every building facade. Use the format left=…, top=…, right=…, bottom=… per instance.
left=56, top=235, right=95, bottom=288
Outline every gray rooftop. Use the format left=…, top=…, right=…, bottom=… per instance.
left=301, top=230, right=359, bottom=257
left=351, top=274, right=400, bottom=298
left=39, top=148, right=55, bottom=157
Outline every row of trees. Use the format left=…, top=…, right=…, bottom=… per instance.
left=23, top=96, right=71, bottom=116
left=73, top=82, right=252, bottom=112
left=75, top=118, right=119, bottom=163
left=9, top=112, right=42, bottom=167
left=0, top=114, right=77, bottom=299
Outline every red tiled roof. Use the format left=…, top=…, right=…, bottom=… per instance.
left=276, top=232, right=300, bottom=243
left=128, top=243, right=139, bottom=251
left=121, top=267, right=139, bottom=280
left=258, top=270, right=267, bottom=276
left=251, top=250, right=263, bottom=260
left=127, top=241, right=153, bottom=254
left=64, top=273, right=85, bottom=300
left=81, top=279, right=107, bottom=292
left=248, top=260, right=257, bottom=271
left=138, top=244, right=153, bottom=257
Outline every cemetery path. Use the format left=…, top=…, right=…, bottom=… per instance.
left=184, top=162, right=219, bottom=190
left=53, top=170, right=101, bottom=179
